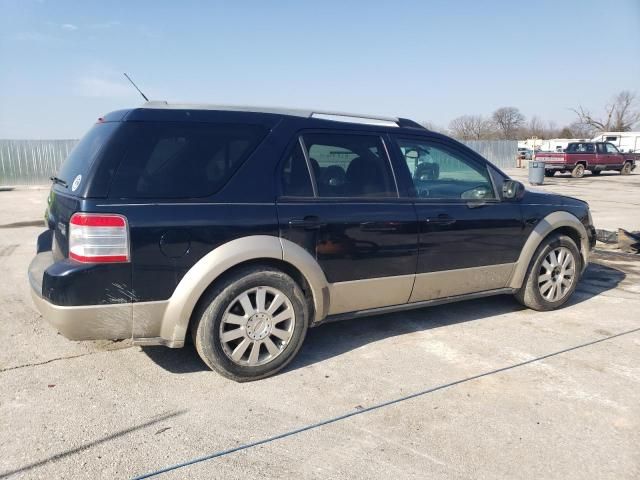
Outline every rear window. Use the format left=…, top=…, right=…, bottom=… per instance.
left=56, top=122, right=119, bottom=189
left=566, top=143, right=594, bottom=153
left=109, top=122, right=267, bottom=199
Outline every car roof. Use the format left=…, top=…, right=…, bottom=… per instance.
left=144, top=100, right=394, bottom=119
left=130, top=101, right=425, bottom=129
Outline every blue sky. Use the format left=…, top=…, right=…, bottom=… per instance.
left=0, top=0, right=638, bottom=138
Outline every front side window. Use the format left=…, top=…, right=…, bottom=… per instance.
left=110, top=122, right=267, bottom=198
left=396, top=138, right=495, bottom=200
left=302, top=133, right=396, bottom=198
left=605, top=143, right=620, bottom=154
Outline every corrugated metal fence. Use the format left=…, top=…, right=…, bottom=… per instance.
left=0, top=138, right=517, bottom=186
left=462, top=140, right=517, bottom=169
left=0, top=139, right=78, bottom=186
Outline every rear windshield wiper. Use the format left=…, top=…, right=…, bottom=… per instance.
left=50, top=176, right=68, bottom=188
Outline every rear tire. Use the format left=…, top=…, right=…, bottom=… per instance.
left=571, top=164, right=585, bottom=178
left=621, top=162, right=632, bottom=175
left=591, top=170, right=601, bottom=175
left=515, top=234, right=582, bottom=311
left=544, top=170, right=555, bottom=177
left=192, top=265, right=309, bottom=382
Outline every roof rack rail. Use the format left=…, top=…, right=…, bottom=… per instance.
left=310, top=111, right=399, bottom=127
left=139, top=102, right=424, bottom=128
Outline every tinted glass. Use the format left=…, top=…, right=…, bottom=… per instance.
left=56, top=122, right=119, bottom=190
left=397, top=138, right=495, bottom=200
left=110, top=122, right=266, bottom=198
left=567, top=143, right=595, bottom=153
left=302, top=134, right=396, bottom=198
left=281, top=141, right=313, bottom=197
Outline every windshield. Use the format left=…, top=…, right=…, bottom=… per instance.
left=55, top=122, right=119, bottom=191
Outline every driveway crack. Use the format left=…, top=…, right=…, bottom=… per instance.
left=0, top=347, right=129, bottom=373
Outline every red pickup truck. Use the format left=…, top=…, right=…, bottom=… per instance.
left=536, top=141, right=637, bottom=178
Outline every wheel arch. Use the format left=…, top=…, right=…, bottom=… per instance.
left=158, top=235, right=329, bottom=347
left=508, top=211, right=589, bottom=289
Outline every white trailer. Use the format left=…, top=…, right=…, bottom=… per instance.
left=520, top=138, right=587, bottom=152
left=591, top=132, right=640, bottom=153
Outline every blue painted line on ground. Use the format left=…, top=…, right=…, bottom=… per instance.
left=132, top=326, right=640, bottom=479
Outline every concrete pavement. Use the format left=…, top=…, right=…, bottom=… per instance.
left=1, top=184, right=638, bottom=479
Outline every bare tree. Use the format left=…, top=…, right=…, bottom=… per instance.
left=419, top=121, right=447, bottom=133
left=491, top=107, right=525, bottom=139
left=525, top=116, right=546, bottom=138
left=558, top=121, right=595, bottom=139
left=572, top=90, right=640, bottom=132
left=448, top=115, right=494, bottom=140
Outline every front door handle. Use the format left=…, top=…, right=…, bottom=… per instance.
left=289, top=216, right=325, bottom=230
left=425, top=214, right=456, bottom=226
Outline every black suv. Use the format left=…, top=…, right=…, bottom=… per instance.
left=29, top=102, right=596, bottom=381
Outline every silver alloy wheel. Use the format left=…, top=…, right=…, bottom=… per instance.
left=219, top=286, right=296, bottom=367
left=537, top=246, right=576, bottom=302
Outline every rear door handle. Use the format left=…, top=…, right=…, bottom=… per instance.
left=425, top=214, right=456, bottom=226
left=288, top=216, right=325, bottom=230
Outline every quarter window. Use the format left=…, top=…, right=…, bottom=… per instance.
left=302, top=133, right=396, bottom=198
left=397, top=139, right=495, bottom=200
left=110, top=122, right=266, bottom=198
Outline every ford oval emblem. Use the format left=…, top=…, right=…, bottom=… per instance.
left=71, top=174, right=82, bottom=192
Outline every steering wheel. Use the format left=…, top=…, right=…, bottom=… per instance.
left=414, top=162, right=439, bottom=181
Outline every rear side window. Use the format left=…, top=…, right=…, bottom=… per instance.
left=110, top=122, right=267, bottom=198
left=56, top=122, right=119, bottom=190
left=303, top=133, right=396, bottom=198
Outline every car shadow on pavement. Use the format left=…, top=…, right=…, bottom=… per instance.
left=142, top=261, right=625, bottom=375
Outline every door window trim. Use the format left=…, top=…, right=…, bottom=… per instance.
left=390, top=134, right=501, bottom=203
left=298, top=136, right=319, bottom=197
left=277, top=129, right=401, bottom=202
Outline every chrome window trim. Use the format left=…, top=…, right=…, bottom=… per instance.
left=298, top=135, right=319, bottom=197
left=380, top=136, right=400, bottom=198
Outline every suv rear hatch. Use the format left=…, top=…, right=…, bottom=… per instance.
left=47, top=121, right=120, bottom=260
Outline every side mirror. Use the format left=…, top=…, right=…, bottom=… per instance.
left=502, top=180, right=525, bottom=200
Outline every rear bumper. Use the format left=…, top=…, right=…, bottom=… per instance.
left=28, top=252, right=176, bottom=345
left=543, top=163, right=568, bottom=171
left=29, top=251, right=133, bottom=340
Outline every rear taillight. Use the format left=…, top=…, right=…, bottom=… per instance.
left=69, top=213, right=130, bottom=263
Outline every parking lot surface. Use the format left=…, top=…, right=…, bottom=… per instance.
left=505, top=167, right=640, bottom=232
left=1, top=176, right=639, bottom=479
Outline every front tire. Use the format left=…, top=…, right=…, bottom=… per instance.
left=571, top=164, right=585, bottom=178
left=591, top=170, right=601, bottom=176
left=515, top=234, right=581, bottom=311
left=621, top=162, right=632, bottom=175
left=192, top=265, right=309, bottom=382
